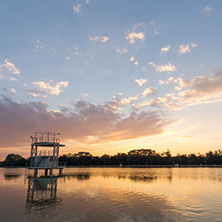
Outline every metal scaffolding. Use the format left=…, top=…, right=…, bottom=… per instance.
left=28, top=132, right=66, bottom=176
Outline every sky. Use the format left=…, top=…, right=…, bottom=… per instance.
left=0, top=0, right=222, bottom=160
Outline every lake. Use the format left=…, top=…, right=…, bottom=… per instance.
left=0, top=167, right=221, bottom=222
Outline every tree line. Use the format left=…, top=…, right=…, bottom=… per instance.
left=59, top=149, right=222, bottom=166
left=1, top=149, right=222, bottom=167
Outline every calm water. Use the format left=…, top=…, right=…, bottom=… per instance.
left=0, top=167, right=222, bottom=222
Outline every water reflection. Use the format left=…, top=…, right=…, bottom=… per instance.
left=62, top=167, right=222, bottom=183
left=129, top=173, right=158, bottom=182
left=25, top=177, right=62, bottom=214
left=1, top=168, right=221, bottom=221
left=61, top=191, right=179, bottom=222
left=4, top=173, right=21, bottom=181
left=64, top=172, right=91, bottom=181
left=63, top=169, right=174, bottom=183
left=22, top=172, right=179, bottom=221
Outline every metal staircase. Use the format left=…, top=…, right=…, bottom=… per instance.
left=35, top=156, right=46, bottom=167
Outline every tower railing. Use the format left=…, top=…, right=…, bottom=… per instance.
left=38, top=150, right=54, bottom=156
left=31, top=132, right=60, bottom=144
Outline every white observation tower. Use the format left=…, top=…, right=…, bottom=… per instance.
left=29, top=132, right=65, bottom=176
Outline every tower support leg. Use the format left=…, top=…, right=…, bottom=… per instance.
left=50, top=169, right=53, bottom=177
left=45, top=169, right=48, bottom=176
left=59, top=168, right=63, bottom=176
left=34, top=169, right=38, bottom=177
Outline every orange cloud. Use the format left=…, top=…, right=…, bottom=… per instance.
left=0, top=96, right=171, bottom=148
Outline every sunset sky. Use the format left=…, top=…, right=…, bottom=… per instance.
left=0, top=0, right=222, bottom=160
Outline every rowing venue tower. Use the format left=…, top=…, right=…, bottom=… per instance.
left=28, top=132, right=66, bottom=176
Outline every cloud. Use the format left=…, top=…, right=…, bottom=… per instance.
left=11, top=88, right=16, bottom=94
left=126, top=23, right=145, bottom=44
left=191, top=42, right=197, bottom=48
left=158, top=77, right=177, bottom=85
left=73, top=47, right=79, bottom=55
left=82, top=93, right=91, bottom=98
left=178, top=42, right=197, bottom=55
left=27, top=81, right=69, bottom=97
left=28, top=92, right=39, bottom=97
left=89, top=35, right=109, bottom=43
left=86, top=0, right=95, bottom=4
left=0, top=96, right=171, bottom=147
left=134, top=95, right=173, bottom=109
left=154, top=70, right=222, bottom=109
left=139, top=70, right=222, bottom=110
left=202, top=6, right=213, bottom=16
left=107, top=94, right=138, bottom=109
left=0, top=59, right=20, bottom=76
left=130, top=56, right=135, bottom=61
left=126, top=32, right=145, bottom=44
left=161, top=45, right=171, bottom=54
left=174, top=86, right=181, bottom=91
left=178, top=44, right=190, bottom=54
left=73, top=4, right=81, bottom=13
left=150, top=21, right=161, bottom=35
left=135, top=68, right=222, bottom=110
left=116, top=47, right=128, bottom=54
left=117, top=96, right=138, bottom=106
left=177, top=71, right=222, bottom=102
left=9, top=76, right=17, bottom=81
left=142, top=87, right=157, bottom=97
left=1, top=88, right=17, bottom=95
left=129, top=56, right=139, bottom=65
left=135, top=93, right=183, bottom=111
left=0, top=75, right=18, bottom=81
left=98, top=111, right=170, bottom=142
left=35, top=39, right=45, bottom=51
left=134, top=79, right=149, bottom=87
left=149, top=62, right=177, bottom=73
left=154, top=27, right=161, bottom=35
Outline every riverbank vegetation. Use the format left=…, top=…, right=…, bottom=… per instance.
left=59, top=149, right=222, bottom=166
left=0, top=154, right=27, bottom=167
left=1, top=149, right=222, bottom=167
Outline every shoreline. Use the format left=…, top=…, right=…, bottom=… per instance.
left=2, top=165, right=222, bottom=168
left=65, top=164, right=222, bottom=168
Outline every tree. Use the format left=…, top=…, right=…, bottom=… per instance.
left=4, top=154, right=27, bottom=166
